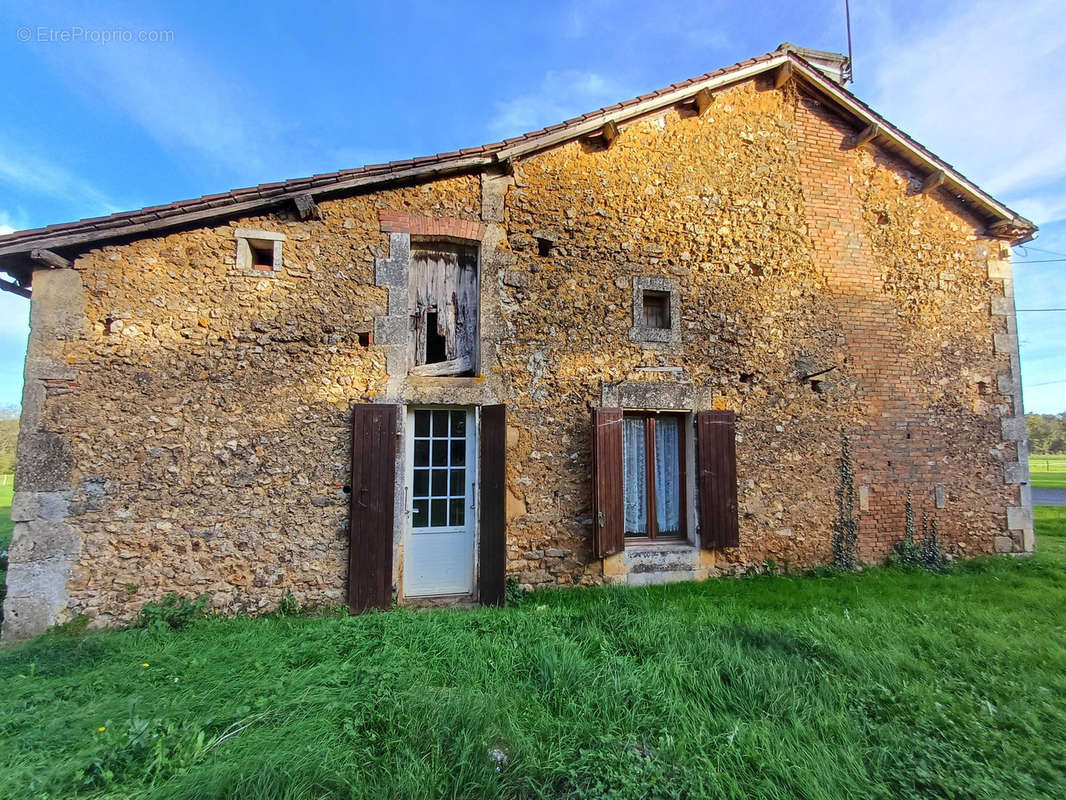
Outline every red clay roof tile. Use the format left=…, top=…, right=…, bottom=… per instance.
left=0, top=48, right=1034, bottom=255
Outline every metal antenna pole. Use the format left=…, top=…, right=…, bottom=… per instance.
left=845, top=0, right=854, bottom=84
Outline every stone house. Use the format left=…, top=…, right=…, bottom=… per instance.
left=0, top=45, right=1036, bottom=638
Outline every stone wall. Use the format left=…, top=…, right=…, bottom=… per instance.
left=2, top=77, right=1030, bottom=635
left=3, top=178, right=483, bottom=634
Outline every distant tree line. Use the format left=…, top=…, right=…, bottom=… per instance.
left=0, top=406, right=17, bottom=474
left=1027, top=413, right=1066, bottom=454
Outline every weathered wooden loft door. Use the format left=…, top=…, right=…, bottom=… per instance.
left=349, top=404, right=398, bottom=612
left=408, top=244, right=478, bottom=376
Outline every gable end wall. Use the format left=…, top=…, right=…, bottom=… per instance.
left=2, top=79, right=1031, bottom=636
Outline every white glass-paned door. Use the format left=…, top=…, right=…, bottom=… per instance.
left=404, top=408, right=476, bottom=596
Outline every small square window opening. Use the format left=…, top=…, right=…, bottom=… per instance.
left=250, top=241, right=274, bottom=270
left=642, top=291, right=670, bottom=329
left=234, top=229, right=285, bottom=274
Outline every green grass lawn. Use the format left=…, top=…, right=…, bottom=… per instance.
left=0, top=511, right=1064, bottom=800
left=1030, top=455, right=1066, bottom=489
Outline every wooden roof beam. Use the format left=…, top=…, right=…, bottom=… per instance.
left=988, top=219, right=1034, bottom=243
left=0, top=276, right=30, bottom=299
left=584, top=120, right=619, bottom=148
left=601, top=120, right=619, bottom=146
left=920, top=170, right=946, bottom=195
left=692, top=87, right=714, bottom=115
left=293, top=193, right=322, bottom=221
left=848, top=123, right=881, bottom=149
left=30, top=248, right=71, bottom=269
left=774, top=62, right=793, bottom=89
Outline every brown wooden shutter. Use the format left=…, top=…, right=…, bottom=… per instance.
left=348, top=403, right=398, bottom=613
left=697, top=410, right=740, bottom=549
left=479, top=404, right=507, bottom=606
left=592, top=407, right=625, bottom=557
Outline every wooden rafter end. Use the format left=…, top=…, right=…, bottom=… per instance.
left=0, top=277, right=30, bottom=299
left=30, top=248, right=72, bottom=269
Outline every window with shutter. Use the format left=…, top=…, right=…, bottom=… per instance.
left=592, top=408, right=625, bottom=557
left=594, top=408, right=691, bottom=556
left=696, top=410, right=740, bottom=549
left=621, top=412, right=687, bottom=541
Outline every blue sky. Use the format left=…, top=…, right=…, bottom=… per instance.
left=0, top=0, right=1063, bottom=412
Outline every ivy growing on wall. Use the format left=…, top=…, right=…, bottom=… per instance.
left=832, top=429, right=859, bottom=571
left=920, top=513, right=949, bottom=572
left=891, top=490, right=949, bottom=572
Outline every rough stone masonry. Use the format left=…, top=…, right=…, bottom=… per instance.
left=0, top=54, right=1034, bottom=637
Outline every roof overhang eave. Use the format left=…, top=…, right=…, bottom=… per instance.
left=0, top=50, right=1037, bottom=268
left=784, top=58, right=1036, bottom=243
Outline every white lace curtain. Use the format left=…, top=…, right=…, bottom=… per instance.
left=623, top=416, right=681, bottom=536
left=654, top=418, right=681, bottom=535
left=623, top=418, right=647, bottom=535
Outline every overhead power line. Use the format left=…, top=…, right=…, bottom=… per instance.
left=1014, top=245, right=1066, bottom=259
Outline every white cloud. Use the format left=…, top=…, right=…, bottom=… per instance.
left=488, top=70, right=632, bottom=140
left=41, top=42, right=284, bottom=177
left=564, top=0, right=619, bottom=39
left=864, top=0, right=1066, bottom=217
left=0, top=142, right=118, bottom=217
left=25, top=36, right=403, bottom=186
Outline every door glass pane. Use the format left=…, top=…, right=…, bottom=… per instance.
left=450, top=439, right=466, bottom=466
left=414, top=439, right=430, bottom=467
left=412, top=499, right=429, bottom=528
left=655, top=417, right=682, bottom=537
left=623, top=417, right=647, bottom=536
left=432, top=469, right=449, bottom=496
left=432, top=440, right=448, bottom=466
left=414, top=411, right=430, bottom=436
left=450, top=469, right=464, bottom=495
left=432, top=410, right=449, bottom=435
left=450, top=411, right=466, bottom=437
left=449, top=498, right=465, bottom=526
left=431, top=499, right=448, bottom=527
left=413, top=469, right=429, bottom=496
